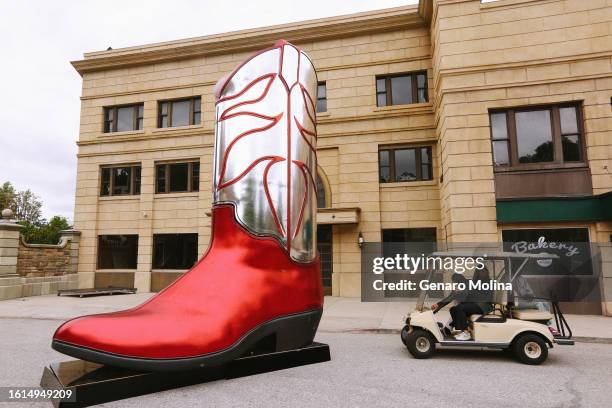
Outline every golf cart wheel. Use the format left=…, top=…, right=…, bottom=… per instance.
left=513, top=334, right=548, bottom=365
left=400, top=325, right=409, bottom=345
left=406, top=329, right=436, bottom=359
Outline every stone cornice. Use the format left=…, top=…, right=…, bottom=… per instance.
left=72, top=6, right=422, bottom=76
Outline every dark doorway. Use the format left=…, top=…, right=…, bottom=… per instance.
left=317, top=225, right=333, bottom=295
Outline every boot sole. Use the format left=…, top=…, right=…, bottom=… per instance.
left=51, top=309, right=323, bottom=372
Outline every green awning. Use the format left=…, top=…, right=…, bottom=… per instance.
left=497, top=192, right=612, bottom=223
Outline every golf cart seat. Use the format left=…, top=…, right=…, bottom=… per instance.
left=512, top=309, right=553, bottom=321
left=469, top=314, right=482, bottom=322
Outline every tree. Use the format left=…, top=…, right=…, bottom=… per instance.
left=12, top=189, right=43, bottom=224
left=0, top=182, right=15, bottom=210
left=20, top=216, right=71, bottom=245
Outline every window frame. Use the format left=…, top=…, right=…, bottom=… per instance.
left=103, top=103, right=144, bottom=133
left=100, top=164, right=142, bottom=197
left=158, top=97, right=202, bottom=128
left=378, top=145, right=434, bottom=183
left=155, top=160, right=200, bottom=194
left=97, top=234, right=139, bottom=270
left=152, top=233, right=199, bottom=270
left=375, top=71, right=428, bottom=107
left=316, top=82, right=327, bottom=113
left=489, top=102, right=587, bottom=172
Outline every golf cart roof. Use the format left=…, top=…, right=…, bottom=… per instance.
left=430, top=251, right=559, bottom=260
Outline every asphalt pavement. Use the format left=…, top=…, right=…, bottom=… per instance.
left=0, top=316, right=610, bottom=408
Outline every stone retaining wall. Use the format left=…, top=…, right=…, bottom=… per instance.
left=17, top=235, right=78, bottom=278
left=0, top=212, right=81, bottom=300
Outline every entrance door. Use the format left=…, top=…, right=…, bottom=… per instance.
left=317, top=225, right=333, bottom=295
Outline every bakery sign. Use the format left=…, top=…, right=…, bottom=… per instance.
left=511, top=236, right=580, bottom=267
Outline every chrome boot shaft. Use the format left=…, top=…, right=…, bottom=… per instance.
left=213, top=41, right=318, bottom=263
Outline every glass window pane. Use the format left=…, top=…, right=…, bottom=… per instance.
left=316, top=99, right=327, bottom=113
left=376, top=78, right=386, bottom=92
left=137, top=118, right=143, bottom=130
left=169, top=163, right=189, bottom=192
left=492, top=140, right=509, bottom=165
left=160, top=102, right=168, bottom=115
left=560, top=107, right=578, bottom=134
left=133, top=166, right=141, bottom=195
left=137, top=104, right=144, bottom=118
left=191, top=162, right=200, bottom=191
left=394, top=149, right=416, bottom=181
left=420, top=147, right=431, bottom=164
left=193, top=97, right=201, bottom=113
left=379, top=150, right=389, bottom=166
left=562, top=135, right=581, bottom=161
left=100, top=168, right=110, bottom=196
left=104, top=119, right=113, bottom=133
left=160, top=116, right=168, bottom=128
left=417, top=73, right=426, bottom=88
left=156, top=165, right=166, bottom=193
left=116, top=106, right=134, bottom=132
left=421, top=164, right=431, bottom=180
left=390, top=76, right=412, bottom=105
left=317, top=83, right=326, bottom=99
left=171, top=100, right=190, bottom=127
left=153, top=234, right=198, bottom=269
left=97, top=235, right=138, bottom=269
left=379, top=150, right=390, bottom=182
left=490, top=113, right=507, bottom=140
left=417, top=88, right=427, bottom=103
left=377, top=93, right=387, bottom=107
left=516, top=110, right=554, bottom=163
left=193, top=112, right=201, bottom=125
left=316, top=175, right=327, bottom=208
left=113, top=167, right=131, bottom=195
left=105, top=108, right=113, bottom=121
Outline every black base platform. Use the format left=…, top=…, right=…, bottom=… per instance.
left=40, top=342, right=330, bottom=407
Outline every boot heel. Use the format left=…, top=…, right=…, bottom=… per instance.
left=275, top=310, right=322, bottom=352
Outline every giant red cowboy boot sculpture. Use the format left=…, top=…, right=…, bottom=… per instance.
left=52, top=40, right=323, bottom=371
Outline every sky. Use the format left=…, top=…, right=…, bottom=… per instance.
left=0, top=0, right=417, bottom=222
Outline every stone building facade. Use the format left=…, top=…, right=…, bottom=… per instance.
left=69, top=0, right=611, bottom=313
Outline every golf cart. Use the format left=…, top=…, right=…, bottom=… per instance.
left=400, top=251, right=574, bottom=365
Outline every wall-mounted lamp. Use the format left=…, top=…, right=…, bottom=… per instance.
left=357, top=232, right=364, bottom=249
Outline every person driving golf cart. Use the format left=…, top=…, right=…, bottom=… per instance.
left=431, top=268, right=493, bottom=340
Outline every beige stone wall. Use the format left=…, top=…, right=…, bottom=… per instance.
left=73, top=19, right=441, bottom=296
left=431, top=0, right=612, bottom=243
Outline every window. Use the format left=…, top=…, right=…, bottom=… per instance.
left=490, top=103, right=584, bottom=168
left=376, top=72, right=428, bottom=107
left=100, top=165, right=141, bottom=196
left=155, top=161, right=200, bottom=193
left=382, top=228, right=437, bottom=243
left=379, top=146, right=432, bottom=183
left=316, top=174, right=328, bottom=208
left=382, top=228, right=437, bottom=258
left=316, top=82, right=327, bottom=113
left=104, top=104, right=144, bottom=133
left=158, top=97, right=201, bottom=128
left=153, top=234, right=198, bottom=269
left=97, top=235, right=138, bottom=269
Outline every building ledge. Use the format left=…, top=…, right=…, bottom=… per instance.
left=317, top=207, right=361, bottom=225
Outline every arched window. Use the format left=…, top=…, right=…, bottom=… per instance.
left=316, top=176, right=326, bottom=209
